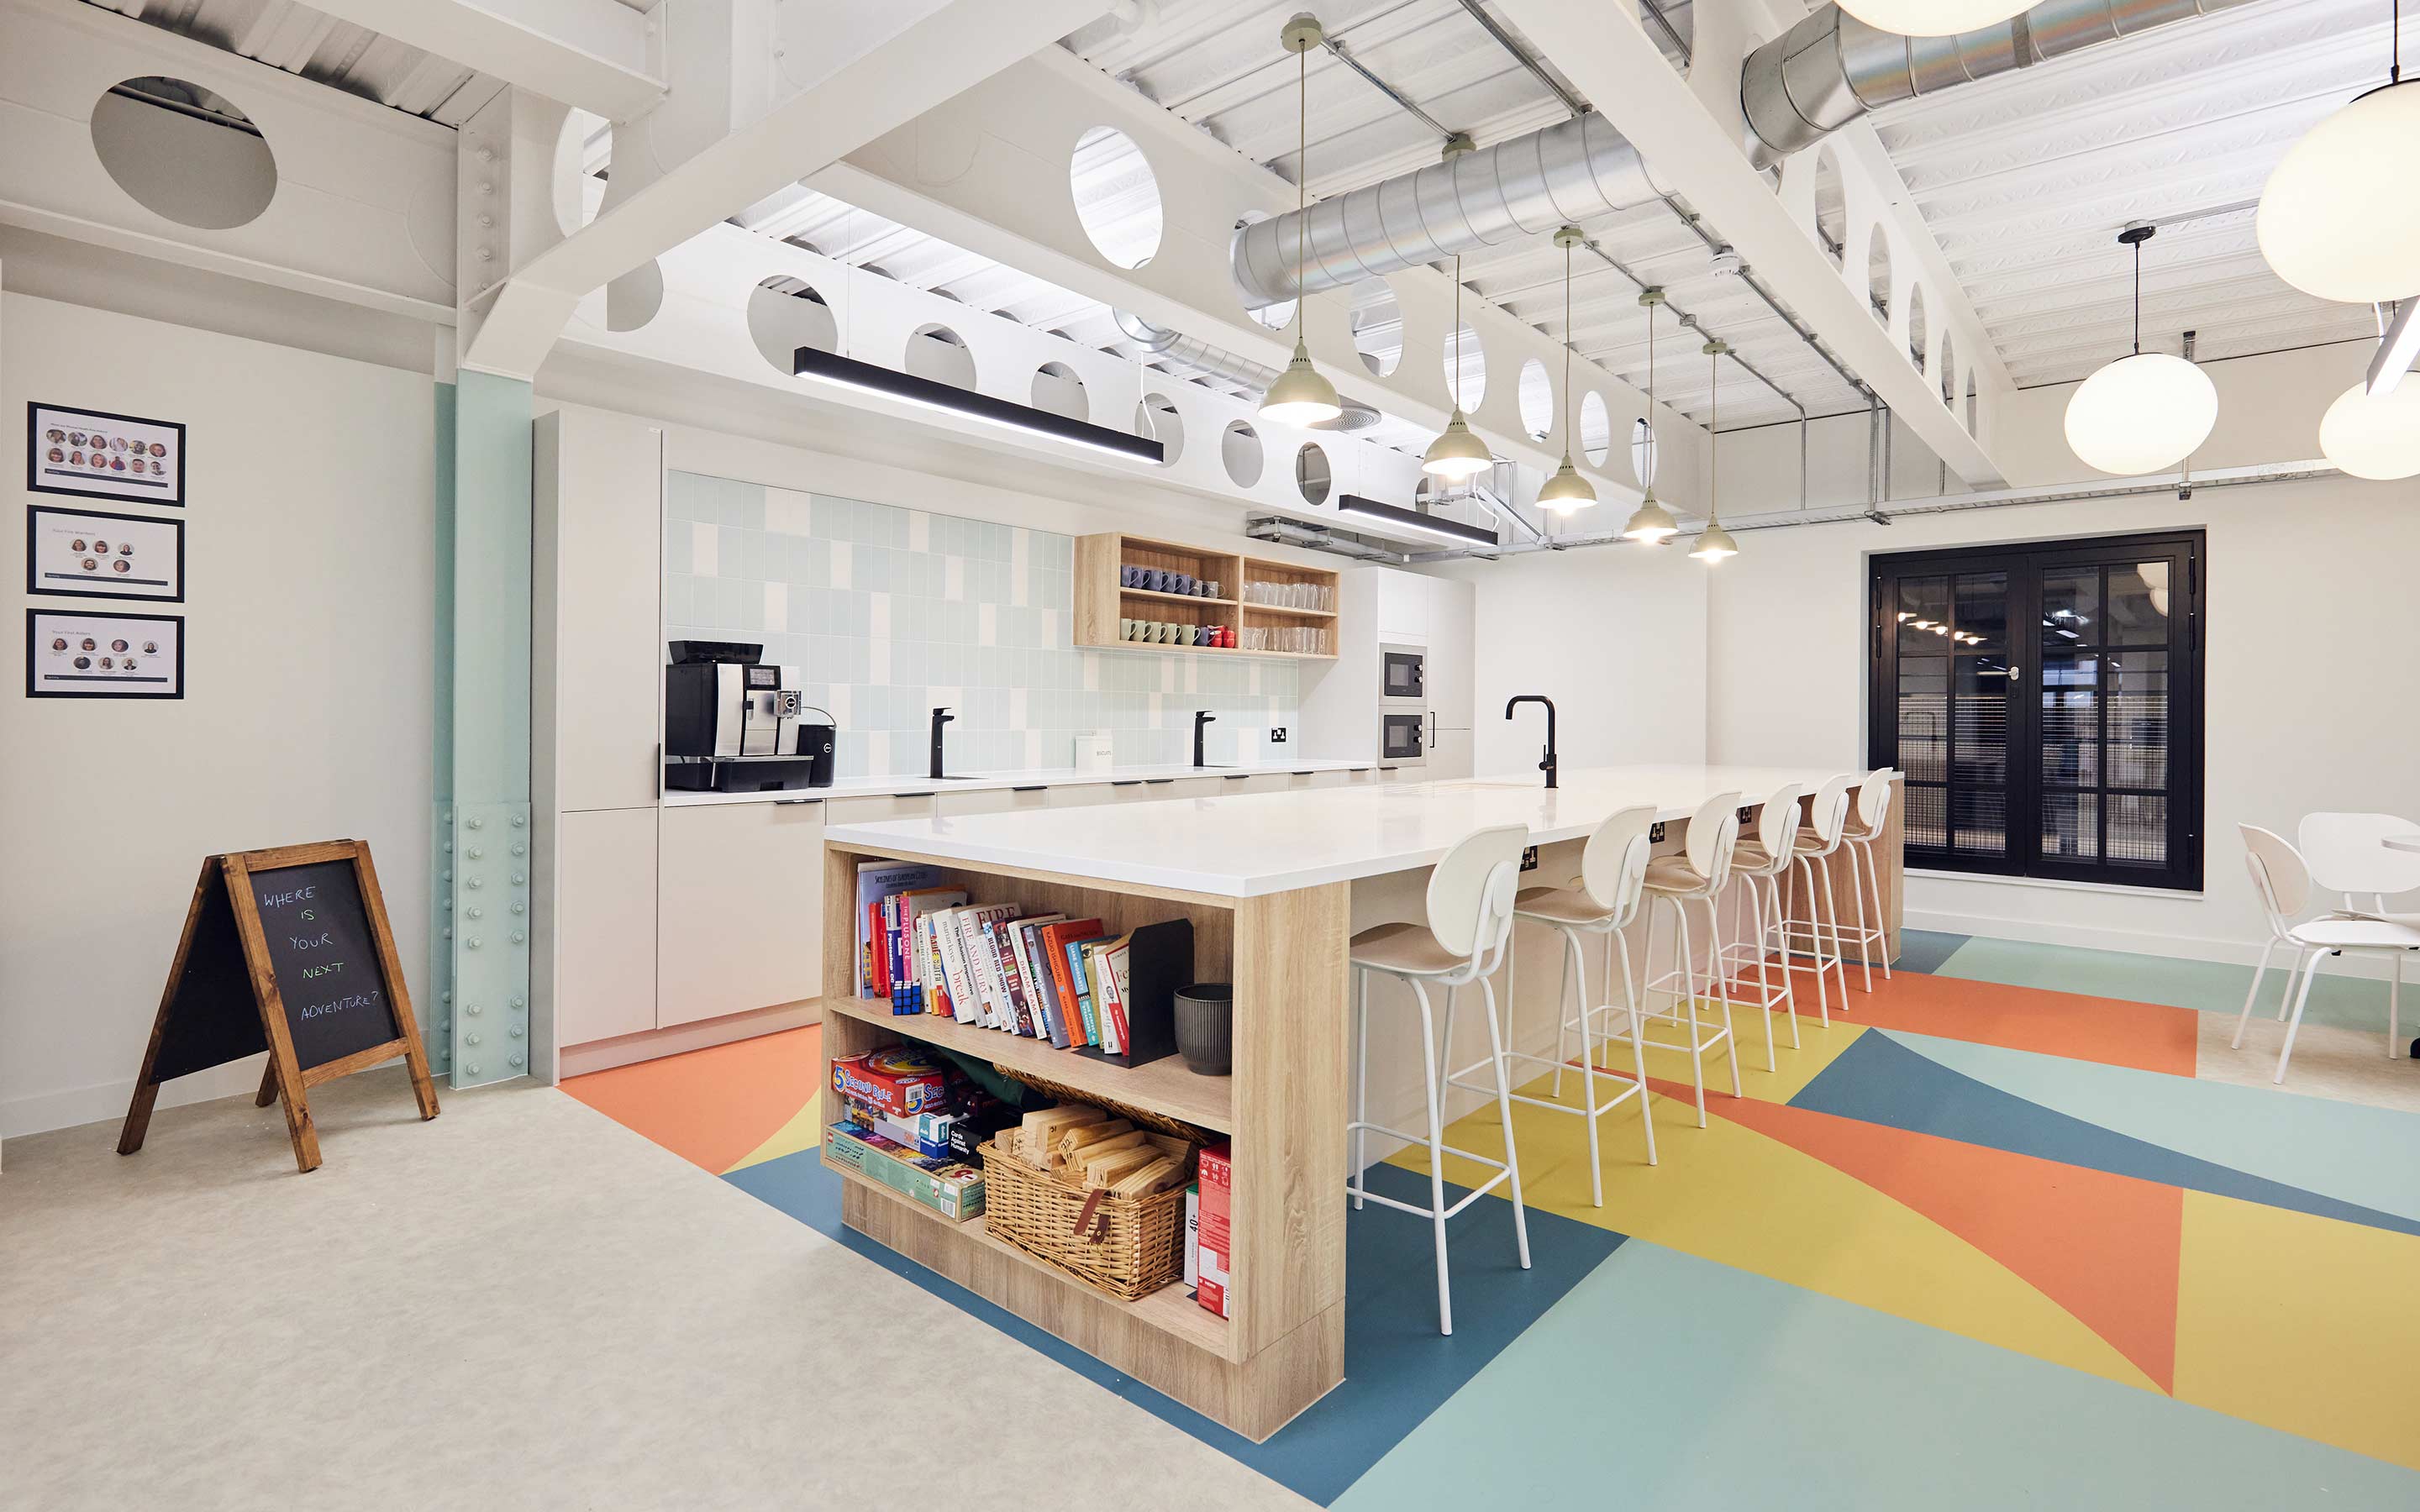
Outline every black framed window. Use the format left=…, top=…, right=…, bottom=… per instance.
left=1869, top=530, right=2203, bottom=890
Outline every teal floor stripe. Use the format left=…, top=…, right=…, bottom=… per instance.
left=1934, top=934, right=2403, bottom=1035
left=1334, top=1241, right=2420, bottom=1511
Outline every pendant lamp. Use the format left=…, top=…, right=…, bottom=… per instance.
left=1689, top=339, right=1739, bottom=562
left=1257, top=15, right=1343, bottom=427
left=1839, top=1, right=2033, bottom=36
left=2257, top=0, right=2420, bottom=304
left=1623, top=287, right=1678, bottom=541
left=1536, top=227, right=1598, bottom=512
left=1423, top=252, right=1494, bottom=480
left=2063, top=226, right=2217, bottom=475
left=2321, top=379, right=2420, bottom=479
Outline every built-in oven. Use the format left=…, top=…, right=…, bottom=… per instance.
left=1381, top=711, right=1427, bottom=767
left=1381, top=643, right=1428, bottom=705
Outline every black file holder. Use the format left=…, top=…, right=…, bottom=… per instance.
left=1076, top=917, right=1191, bottom=1069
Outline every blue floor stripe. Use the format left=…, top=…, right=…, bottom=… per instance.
left=724, top=1150, right=1624, bottom=1504
left=1790, top=1031, right=2420, bottom=1237
left=1894, top=929, right=1970, bottom=974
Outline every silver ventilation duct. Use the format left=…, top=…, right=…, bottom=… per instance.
left=1741, top=0, right=2260, bottom=163
left=1228, top=0, right=2254, bottom=307
left=1113, top=310, right=1384, bottom=432
left=1230, top=112, right=1661, bottom=307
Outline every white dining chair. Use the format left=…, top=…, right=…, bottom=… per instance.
left=1835, top=769, right=1897, bottom=990
left=2233, top=824, right=2420, bottom=1082
left=1776, top=774, right=1858, bottom=1025
left=1346, top=822, right=1532, bottom=1336
left=1639, top=791, right=1745, bottom=1126
left=2297, top=811, right=2420, bottom=926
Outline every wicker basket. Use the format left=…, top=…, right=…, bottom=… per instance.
left=979, top=1067, right=1203, bottom=1302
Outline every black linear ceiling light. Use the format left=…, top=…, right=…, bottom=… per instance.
left=792, top=345, right=1165, bottom=465
left=1336, top=493, right=1498, bottom=548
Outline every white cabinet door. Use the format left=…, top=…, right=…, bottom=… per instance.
left=657, top=801, right=824, bottom=1026
left=1425, top=575, right=1476, bottom=730
left=535, top=411, right=663, bottom=813
left=1427, top=726, right=1474, bottom=780
left=1377, top=568, right=1428, bottom=639
left=554, top=807, right=660, bottom=1046
left=935, top=785, right=1052, bottom=816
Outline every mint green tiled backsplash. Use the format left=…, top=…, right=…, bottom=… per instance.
left=666, top=472, right=1301, bottom=777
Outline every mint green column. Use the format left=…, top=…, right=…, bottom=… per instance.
left=434, top=370, right=534, bottom=1088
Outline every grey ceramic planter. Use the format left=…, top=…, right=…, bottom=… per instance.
left=1173, top=982, right=1234, bottom=1076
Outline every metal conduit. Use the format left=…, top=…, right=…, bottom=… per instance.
left=1234, top=0, right=2257, bottom=304
left=1112, top=309, right=1281, bottom=391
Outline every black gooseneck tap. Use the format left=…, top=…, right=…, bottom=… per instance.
left=1193, top=709, right=1217, bottom=768
left=1505, top=695, right=1558, bottom=789
left=929, top=706, right=955, bottom=780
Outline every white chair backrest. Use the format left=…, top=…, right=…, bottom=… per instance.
left=1684, top=791, right=1744, bottom=890
left=1854, top=769, right=1894, bottom=836
left=1751, top=783, right=1807, bottom=869
left=2296, top=811, right=2420, bottom=900
left=1805, top=774, right=1855, bottom=850
left=2240, top=824, right=2312, bottom=932
left=1578, top=805, right=1658, bottom=924
left=1426, top=823, right=1530, bottom=963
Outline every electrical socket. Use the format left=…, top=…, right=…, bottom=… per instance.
left=1269, top=727, right=1288, bottom=743
left=1520, top=845, right=1539, bottom=871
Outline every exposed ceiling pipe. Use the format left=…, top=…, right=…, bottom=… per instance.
left=1112, top=310, right=1383, bottom=431
left=1741, top=0, right=2262, bottom=165
left=1245, top=515, right=1413, bottom=563
left=1234, top=0, right=2260, bottom=307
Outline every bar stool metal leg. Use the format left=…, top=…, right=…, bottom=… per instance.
left=1563, top=925, right=1602, bottom=1206
left=1670, top=895, right=1708, bottom=1127
left=1410, top=977, right=1455, bottom=1336
left=1702, top=895, right=1743, bottom=1098
left=1480, top=973, right=1532, bottom=1269
left=1613, top=931, right=1658, bottom=1165
left=1352, top=969, right=1370, bottom=1210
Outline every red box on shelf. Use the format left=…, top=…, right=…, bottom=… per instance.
left=1196, top=1142, right=1232, bottom=1320
left=830, top=1045, right=955, bottom=1118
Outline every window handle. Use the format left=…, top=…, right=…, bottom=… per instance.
left=2009, top=663, right=2023, bottom=682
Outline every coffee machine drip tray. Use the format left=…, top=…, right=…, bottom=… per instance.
left=665, top=754, right=824, bottom=794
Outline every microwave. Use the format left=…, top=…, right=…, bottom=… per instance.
left=1381, top=711, right=1427, bottom=767
left=1381, top=643, right=1427, bottom=704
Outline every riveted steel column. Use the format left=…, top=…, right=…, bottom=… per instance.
left=442, top=369, right=534, bottom=1088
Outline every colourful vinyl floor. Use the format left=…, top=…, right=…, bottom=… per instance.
left=565, top=933, right=2420, bottom=1509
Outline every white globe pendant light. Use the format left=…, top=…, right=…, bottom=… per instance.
left=2064, top=226, right=2217, bottom=475
left=2257, top=5, right=2420, bottom=305
left=1423, top=253, right=1493, bottom=480
left=2320, top=380, right=2420, bottom=480
left=1839, top=0, right=2033, bottom=38
left=1255, top=16, right=1342, bottom=428
left=1535, top=226, right=1598, bottom=513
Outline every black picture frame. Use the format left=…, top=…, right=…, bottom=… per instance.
left=26, top=608, right=187, bottom=700
left=26, top=402, right=187, bottom=507
left=24, top=504, right=187, bottom=602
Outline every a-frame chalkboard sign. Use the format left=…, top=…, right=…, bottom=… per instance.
left=119, top=840, right=438, bottom=1172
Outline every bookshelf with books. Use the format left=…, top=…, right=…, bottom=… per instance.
left=820, top=837, right=1346, bottom=1442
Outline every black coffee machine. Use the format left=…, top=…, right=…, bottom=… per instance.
left=663, top=641, right=835, bottom=793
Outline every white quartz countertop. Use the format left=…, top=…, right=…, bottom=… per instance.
left=661, top=758, right=1375, bottom=806
left=822, top=764, right=1889, bottom=897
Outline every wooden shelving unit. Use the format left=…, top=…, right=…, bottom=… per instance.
left=820, top=839, right=1348, bottom=1441
left=1073, top=533, right=1340, bottom=659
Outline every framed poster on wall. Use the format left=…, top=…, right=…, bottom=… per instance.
left=27, top=402, right=186, bottom=507
left=26, top=608, right=185, bottom=699
left=25, top=506, right=185, bottom=601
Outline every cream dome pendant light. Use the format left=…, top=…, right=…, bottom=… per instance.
left=1256, top=14, right=1344, bottom=428
left=1623, top=287, right=1679, bottom=541
left=2257, top=0, right=2420, bottom=304
left=1689, top=339, right=1739, bottom=562
left=1839, top=1, right=2033, bottom=38
left=2063, top=225, right=2217, bottom=475
left=1423, top=252, right=1494, bottom=480
left=1536, top=227, right=1598, bottom=512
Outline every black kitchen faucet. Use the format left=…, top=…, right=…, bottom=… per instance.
left=929, top=706, right=955, bottom=780
left=1194, top=710, right=1216, bottom=767
left=1505, top=695, right=1558, bottom=789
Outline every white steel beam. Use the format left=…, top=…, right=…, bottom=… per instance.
left=460, top=0, right=1109, bottom=379
left=813, top=45, right=1705, bottom=507
left=1496, top=0, right=2011, bottom=486
left=298, top=0, right=666, bottom=120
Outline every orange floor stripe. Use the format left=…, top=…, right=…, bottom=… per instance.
left=564, top=1025, right=821, bottom=1173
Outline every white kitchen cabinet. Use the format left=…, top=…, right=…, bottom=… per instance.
left=534, top=410, right=663, bottom=813
left=1427, top=726, right=1475, bottom=780
left=1377, top=568, right=1429, bottom=640
left=824, top=793, right=937, bottom=825
left=657, top=800, right=825, bottom=1027
left=552, top=807, right=660, bottom=1047
left=1425, top=575, right=1476, bottom=731
left=936, top=785, right=1055, bottom=816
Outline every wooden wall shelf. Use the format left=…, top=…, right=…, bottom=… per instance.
left=1074, top=533, right=1341, bottom=659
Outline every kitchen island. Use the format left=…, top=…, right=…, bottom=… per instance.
left=818, top=764, right=1900, bottom=1440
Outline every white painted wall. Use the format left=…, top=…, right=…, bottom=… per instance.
left=1701, top=340, right=2420, bottom=963
left=2, top=293, right=437, bottom=1138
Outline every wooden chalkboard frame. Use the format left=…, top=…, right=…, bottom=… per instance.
left=119, top=839, right=438, bottom=1172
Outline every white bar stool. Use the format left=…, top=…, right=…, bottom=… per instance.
left=1717, top=783, right=1807, bottom=1070
left=1777, top=774, right=1856, bottom=1022
left=1638, top=791, right=1744, bottom=1127
left=2233, top=824, right=2420, bottom=1080
left=1834, top=769, right=1896, bottom=991
left=1346, top=822, right=1533, bottom=1336
left=1464, top=805, right=1660, bottom=1208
